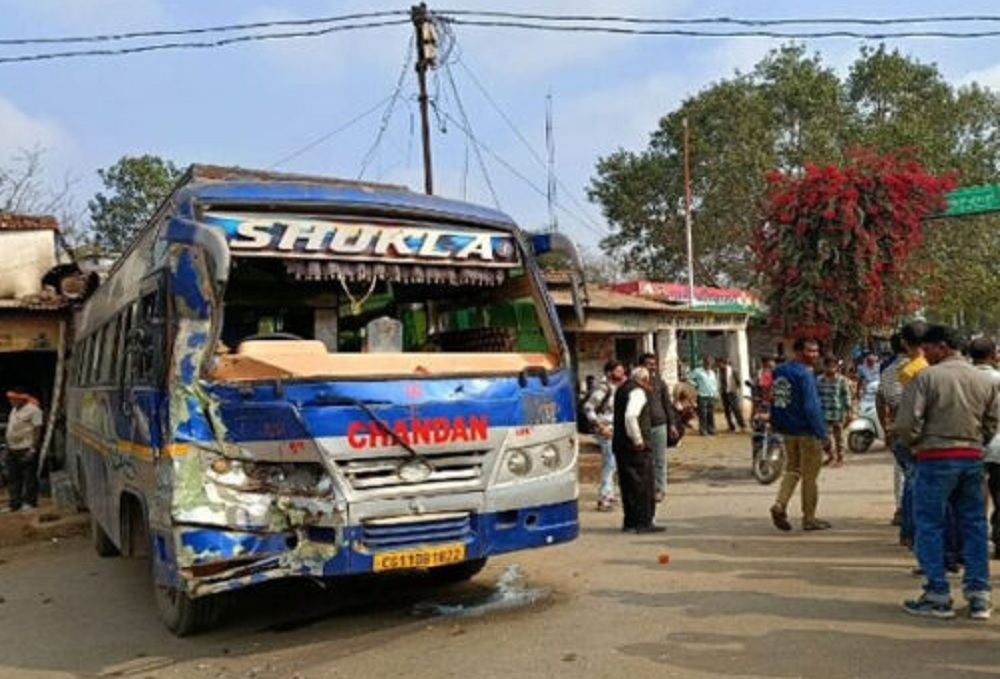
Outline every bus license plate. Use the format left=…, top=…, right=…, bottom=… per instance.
left=373, top=543, right=466, bottom=572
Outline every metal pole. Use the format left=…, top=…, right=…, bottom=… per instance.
left=683, top=117, right=697, bottom=367
left=412, top=3, right=434, bottom=195
left=683, top=117, right=695, bottom=307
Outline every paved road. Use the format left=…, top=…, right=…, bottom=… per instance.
left=1, top=434, right=998, bottom=679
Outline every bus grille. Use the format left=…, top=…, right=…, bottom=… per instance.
left=335, top=450, right=489, bottom=491
left=361, top=514, right=472, bottom=549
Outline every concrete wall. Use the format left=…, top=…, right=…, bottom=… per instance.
left=0, top=231, right=56, bottom=299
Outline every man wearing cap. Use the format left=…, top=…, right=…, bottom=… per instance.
left=4, top=390, right=44, bottom=512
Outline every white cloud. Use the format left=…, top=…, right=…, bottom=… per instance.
left=959, top=63, right=1000, bottom=90
left=0, top=97, right=68, bottom=160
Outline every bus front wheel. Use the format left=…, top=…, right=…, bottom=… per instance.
left=91, top=513, right=120, bottom=557
left=154, top=579, right=221, bottom=637
left=428, top=557, right=488, bottom=584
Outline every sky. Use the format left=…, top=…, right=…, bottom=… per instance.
left=6, top=0, right=1000, bottom=253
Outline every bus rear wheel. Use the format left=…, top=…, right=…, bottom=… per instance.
left=154, top=580, right=221, bottom=637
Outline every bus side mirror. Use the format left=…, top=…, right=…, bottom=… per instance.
left=529, top=232, right=588, bottom=325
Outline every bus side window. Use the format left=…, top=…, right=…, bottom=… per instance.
left=100, top=319, right=119, bottom=385
left=130, top=291, right=162, bottom=385
left=89, top=327, right=103, bottom=385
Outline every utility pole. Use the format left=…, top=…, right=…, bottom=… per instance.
left=411, top=3, right=437, bottom=195
left=545, top=91, right=558, bottom=233
left=683, top=117, right=697, bottom=366
left=683, top=117, right=695, bottom=307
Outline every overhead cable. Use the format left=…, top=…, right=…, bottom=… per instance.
left=357, top=39, right=414, bottom=180
left=438, top=10, right=1000, bottom=27
left=0, top=18, right=410, bottom=64
left=439, top=109, right=607, bottom=239
left=456, top=57, right=607, bottom=235
left=269, top=96, right=394, bottom=169
left=441, top=62, right=501, bottom=210
left=0, top=10, right=409, bottom=46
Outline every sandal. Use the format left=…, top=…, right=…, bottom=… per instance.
left=803, top=519, right=833, bottom=531
left=770, top=504, right=792, bottom=532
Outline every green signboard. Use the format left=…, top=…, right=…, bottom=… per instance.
left=944, top=184, right=1000, bottom=217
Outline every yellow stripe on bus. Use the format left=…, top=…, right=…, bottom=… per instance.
left=68, top=423, right=192, bottom=459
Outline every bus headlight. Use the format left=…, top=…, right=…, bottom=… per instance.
left=507, top=450, right=532, bottom=476
left=540, top=445, right=561, bottom=470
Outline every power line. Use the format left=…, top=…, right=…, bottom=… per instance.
left=358, top=39, right=415, bottom=180
left=442, top=18, right=1000, bottom=40
left=268, top=96, right=394, bottom=169
left=441, top=63, right=501, bottom=210
left=438, top=109, right=607, bottom=239
left=455, top=57, right=607, bottom=235
left=0, top=18, right=410, bottom=64
left=0, top=10, right=409, bottom=46
left=438, top=10, right=1000, bottom=27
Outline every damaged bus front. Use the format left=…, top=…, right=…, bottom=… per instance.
left=66, top=166, right=579, bottom=635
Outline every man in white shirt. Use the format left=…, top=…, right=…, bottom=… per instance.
left=612, top=367, right=664, bottom=533
left=4, top=390, right=44, bottom=512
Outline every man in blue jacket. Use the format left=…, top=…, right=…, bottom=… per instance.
left=769, top=337, right=831, bottom=532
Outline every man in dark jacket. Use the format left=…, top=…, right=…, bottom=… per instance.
left=768, top=337, right=830, bottom=532
left=612, top=366, right=664, bottom=533
left=640, top=352, right=678, bottom=503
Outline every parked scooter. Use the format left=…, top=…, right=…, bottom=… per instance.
left=746, top=380, right=785, bottom=484
left=846, top=379, right=884, bottom=453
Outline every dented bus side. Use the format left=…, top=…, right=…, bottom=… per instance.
left=66, top=166, right=580, bottom=635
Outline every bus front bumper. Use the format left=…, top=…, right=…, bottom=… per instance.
left=161, top=499, right=578, bottom=597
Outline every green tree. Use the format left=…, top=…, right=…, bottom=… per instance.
left=589, top=43, right=1000, bottom=328
left=88, top=155, right=182, bottom=253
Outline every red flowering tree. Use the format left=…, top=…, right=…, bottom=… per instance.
left=753, top=149, right=955, bottom=352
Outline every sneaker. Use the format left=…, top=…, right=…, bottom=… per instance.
left=655, top=491, right=665, bottom=503
left=596, top=496, right=614, bottom=512
left=634, top=524, right=666, bottom=534
left=19, top=504, right=37, bottom=513
left=770, top=504, right=792, bottom=532
left=802, top=519, right=832, bottom=531
left=903, top=594, right=955, bottom=619
left=969, top=598, right=992, bottom=621
left=911, top=565, right=925, bottom=577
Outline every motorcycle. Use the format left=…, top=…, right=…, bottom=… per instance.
left=846, top=379, right=884, bottom=453
left=746, top=381, right=785, bottom=484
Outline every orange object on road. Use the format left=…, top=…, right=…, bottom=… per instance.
left=657, top=551, right=670, bottom=565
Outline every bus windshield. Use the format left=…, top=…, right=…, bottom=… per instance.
left=206, top=213, right=559, bottom=381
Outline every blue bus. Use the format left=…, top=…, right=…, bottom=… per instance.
left=65, top=166, right=580, bottom=635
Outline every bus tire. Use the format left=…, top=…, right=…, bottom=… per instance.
left=91, top=513, right=120, bottom=558
left=428, top=557, right=488, bottom=584
left=154, top=580, right=221, bottom=637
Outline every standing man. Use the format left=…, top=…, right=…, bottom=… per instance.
left=817, top=356, right=852, bottom=467
left=4, top=389, right=44, bottom=512
left=877, top=333, right=908, bottom=526
left=612, top=366, right=663, bottom=533
left=856, top=350, right=880, bottom=401
left=690, top=357, right=719, bottom=436
left=584, top=360, right=627, bottom=512
left=968, top=336, right=1000, bottom=562
left=768, top=337, right=830, bottom=532
left=719, top=358, right=747, bottom=433
left=895, top=324, right=997, bottom=620
left=895, top=320, right=930, bottom=548
left=639, top=353, right=678, bottom=503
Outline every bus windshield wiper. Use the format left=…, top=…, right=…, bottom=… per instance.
left=305, top=394, right=425, bottom=460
